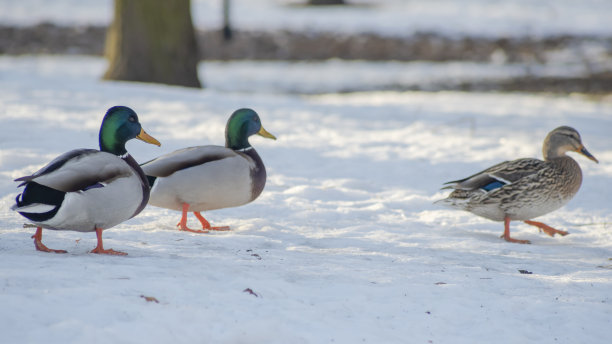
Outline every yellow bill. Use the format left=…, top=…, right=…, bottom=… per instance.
left=258, top=126, right=277, bottom=140
left=137, top=128, right=161, bottom=146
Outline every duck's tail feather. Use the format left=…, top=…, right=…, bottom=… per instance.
left=12, top=182, right=65, bottom=222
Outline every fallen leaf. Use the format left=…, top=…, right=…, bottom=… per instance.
left=140, top=295, right=159, bottom=303
left=243, top=288, right=258, bottom=297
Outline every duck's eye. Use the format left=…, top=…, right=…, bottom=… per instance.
left=128, top=116, right=136, bottom=122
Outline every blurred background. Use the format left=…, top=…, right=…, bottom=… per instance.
left=1, top=0, right=612, bottom=95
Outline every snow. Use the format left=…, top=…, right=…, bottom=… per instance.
left=2, top=0, right=612, bottom=342
left=0, top=55, right=611, bottom=343
left=2, top=0, right=612, bottom=38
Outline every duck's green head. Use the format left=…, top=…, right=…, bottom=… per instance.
left=99, top=106, right=161, bottom=155
left=225, top=108, right=276, bottom=150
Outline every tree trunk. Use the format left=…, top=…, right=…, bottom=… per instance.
left=221, top=0, right=232, bottom=41
left=103, top=0, right=202, bottom=88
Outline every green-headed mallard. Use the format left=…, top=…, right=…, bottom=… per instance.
left=12, top=106, right=161, bottom=255
left=141, top=108, right=276, bottom=233
left=436, top=126, right=598, bottom=244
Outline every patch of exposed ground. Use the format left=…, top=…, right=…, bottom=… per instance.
left=2, top=23, right=611, bottom=94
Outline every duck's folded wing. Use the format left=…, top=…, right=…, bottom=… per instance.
left=15, top=150, right=133, bottom=192
left=141, top=146, right=236, bottom=177
left=444, top=158, right=547, bottom=191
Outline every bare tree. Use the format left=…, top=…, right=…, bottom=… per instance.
left=103, top=0, right=202, bottom=88
left=222, top=0, right=232, bottom=40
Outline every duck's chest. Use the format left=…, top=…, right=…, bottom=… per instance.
left=501, top=158, right=583, bottom=219
left=240, top=148, right=267, bottom=200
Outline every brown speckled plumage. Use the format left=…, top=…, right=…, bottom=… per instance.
left=437, top=126, right=598, bottom=244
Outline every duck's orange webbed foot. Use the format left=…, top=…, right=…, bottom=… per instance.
left=176, top=221, right=210, bottom=233
left=31, top=227, right=67, bottom=253
left=501, top=217, right=531, bottom=244
left=194, top=212, right=230, bottom=231
left=177, top=203, right=209, bottom=233
left=500, top=233, right=531, bottom=244
left=90, top=228, right=127, bottom=256
left=524, top=220, right=569, bottom=237
left=90, top=247, right=128, bottom=255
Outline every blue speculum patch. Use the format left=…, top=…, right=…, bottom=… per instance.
left=481, top=180, right=505, bottom=191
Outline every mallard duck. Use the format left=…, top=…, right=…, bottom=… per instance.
left=141, top=108, right=276, bottom=233
left=436, top=126, right=598, bottom=244
left=11, top=106, right=161, bottom=255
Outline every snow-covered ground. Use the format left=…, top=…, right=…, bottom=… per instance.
left=2, top=0, right=612, bottom=342
left=0, top=55, right=611, bottom=343
left=2, top=0, right=612, bottom=38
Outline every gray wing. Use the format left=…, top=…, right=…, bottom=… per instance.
left=141, top=146, right=236, bottom=177
left=444, top=158, right=547, bottom=191
left=15, top=149, right=133, bottom=192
